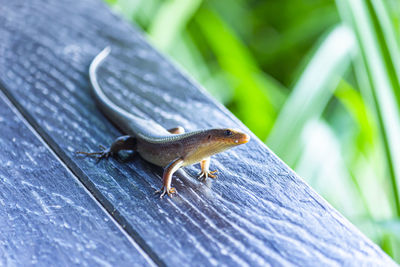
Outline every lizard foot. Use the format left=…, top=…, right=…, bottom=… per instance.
left=197, top=170, right=218, bottom=181
left=76, top=145, right=112, bottom=162
left=155, top=186, right=177, bottom=198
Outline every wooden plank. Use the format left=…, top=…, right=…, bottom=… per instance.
left=0, top=92, right=154, bottom=266
left=0, top=0, right=395, bottom=265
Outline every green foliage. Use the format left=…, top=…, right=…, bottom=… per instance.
left=105, top=0, right=400, bottom=262
left=267, top=25, right=356, bottom=165
left=194, top=6, right=279, bottom=139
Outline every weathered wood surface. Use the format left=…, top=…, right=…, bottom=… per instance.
left=0, top=92, right=153, bottom=266
left=0, top=0, right=396, bottom=266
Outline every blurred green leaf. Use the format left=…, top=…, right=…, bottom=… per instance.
left=166, top=31, right=234, bottom=104
left=235, top=0, right=340, bottom=86
left=108, top=0, right=141, bottom=21
left=376, top=219, right=400, bottom=261
left=267, top=25, right=356, bottom=166
left=104, top=0, right=117, bottom=5
left=371, top=0, right=400, bottom=103
left=378, top=219, right=400, bottom=240
left=195, top=5, right=286, bottom=139
left=296, top=119, right=367, bottom=218
left=149, top=0, right=202, bottom=50
left=334, top=79, right=376, bottom=153
left=337, top=0, right=400, bottom=217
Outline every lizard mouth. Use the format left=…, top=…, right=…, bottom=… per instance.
left=234, top=133, right=250, bottom=144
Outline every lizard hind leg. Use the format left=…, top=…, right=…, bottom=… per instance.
left=77, top=135, right=137, bottom=161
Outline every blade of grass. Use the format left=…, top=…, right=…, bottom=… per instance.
left=168, top=31, right=235, bottom=104
left=104, top=0, right=117, bottom=5
left=334, top=79, right=376, bottom=152
left=194, top=5, right=286, bottom=139
left=334, top=79, right=378, bottom=218
left=375, top=219, right=400, bottom=261
left=336, top=0, right=400, bottom=217
left=259, top=5, right=339, bottom=69
left=106, top=0, right=161, bottom=30
left=296, top=119, right=367, bottom=218
left=371, top=0, right=400, bottom=101
left=267, top=25, right=356, bottom=166
left=148, top=0, right=202, bottom=51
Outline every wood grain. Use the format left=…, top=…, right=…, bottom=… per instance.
left=0, top=0, right=395, bottom=265
left=0, top=92, right=153, bottom=266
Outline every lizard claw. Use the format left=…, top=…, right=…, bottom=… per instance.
left=76, top=146, right=112, bottom=162
left=155, top=186, right=177, bottom=198
left=197, top=170, right=218, bottom=181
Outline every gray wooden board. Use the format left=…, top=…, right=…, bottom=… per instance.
left=0, top=0, right=396, bottom=266
left=0, top=92, right=153, bottom=266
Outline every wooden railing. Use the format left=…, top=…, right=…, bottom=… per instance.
left=0, top=0, right=395, bottom=265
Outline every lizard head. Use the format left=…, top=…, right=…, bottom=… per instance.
left=211, top=128, right=250, bottom=146
left=181, top=128, right=250, bottom=164
left=200, top=128, right=250, bottom=155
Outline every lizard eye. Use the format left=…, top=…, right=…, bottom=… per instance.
left=225, top=130, right=233, bottom=136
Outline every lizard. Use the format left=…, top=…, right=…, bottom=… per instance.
left=78, top=47, right=250, bottom=198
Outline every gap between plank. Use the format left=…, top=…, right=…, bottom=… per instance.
left=0, top=82, right=164, bottom=267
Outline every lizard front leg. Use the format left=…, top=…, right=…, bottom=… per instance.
left=155, top=158, right=184, bottom=198
left=198, top=157, right=218, bottom=181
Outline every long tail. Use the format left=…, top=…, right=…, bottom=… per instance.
left=89, top=47, right=171, bottom=138
left=89, top=47, right=141, bottom=135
